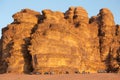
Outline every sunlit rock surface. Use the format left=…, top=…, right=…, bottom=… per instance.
left=0, top=7, right=120, bottom=74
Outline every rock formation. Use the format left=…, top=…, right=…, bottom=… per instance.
left=0, top=7, right=120, bottom=74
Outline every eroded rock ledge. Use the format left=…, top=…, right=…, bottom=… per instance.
left=0, top=7, right=120, bottom=74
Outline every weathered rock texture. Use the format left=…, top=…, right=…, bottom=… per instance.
left=0, top=7, right=120, bottom=74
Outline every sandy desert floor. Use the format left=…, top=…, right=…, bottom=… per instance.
left=0, top=73, right=119, bottom=80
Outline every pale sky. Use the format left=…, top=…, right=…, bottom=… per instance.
left=0, top=0, right=120, bottom=37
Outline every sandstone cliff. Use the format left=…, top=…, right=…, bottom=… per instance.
left=0, top=7, right=120, bottom=74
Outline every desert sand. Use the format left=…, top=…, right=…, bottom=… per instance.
left=0, top=73, right=119, bottom=80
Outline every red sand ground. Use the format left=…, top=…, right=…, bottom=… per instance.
left=0, top=73, right=119, bottom=80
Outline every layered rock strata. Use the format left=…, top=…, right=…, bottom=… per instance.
left=0, top=7, right=120, bottom=74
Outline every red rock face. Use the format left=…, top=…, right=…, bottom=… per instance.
left=0, top=7, right=120, bottom=74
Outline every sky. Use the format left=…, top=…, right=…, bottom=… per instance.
left=0, top=0, right=120, bottom=37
